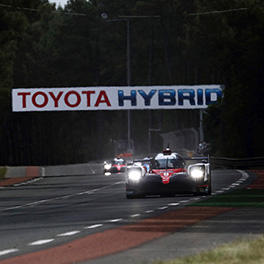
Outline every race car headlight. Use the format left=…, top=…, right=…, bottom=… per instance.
left=190, top=167, right=204, bottom=179
left=104, top=163, right=112, bottom=170
left=128, top=170, right=142, bottom=182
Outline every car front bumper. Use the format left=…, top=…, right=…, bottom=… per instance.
left=126, top=174, right=197, bottom=195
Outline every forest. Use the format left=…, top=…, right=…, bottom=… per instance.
left=0, top=0, right=263, bottom=165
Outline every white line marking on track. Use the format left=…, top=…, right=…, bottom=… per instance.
left=77, top=190, right=95, bottom=195
left=3, top=205, right=23, bottom=210
left=114, top=181, right=125, bottom=185
left=145, top=210, right=154, bottom=213
left=29, top=239, right=54, bottom=246
left=109, top=218, right=123, bottom=223
left=61, top=194, right=75, bottom=199
left=0, top=249, right=19, bottom=256
left=237, top=170, right=250, bottom=180
left=26, top=200, right=48, bottom=206
left=168, top=203, right=180, bottom=206
left=57, top=231, right=80, bottom=237
left=14, top=177, right=43, bottom=186
left=158, top=206, right=168, bottom=210
left=130, top=214, right=140, bottom=218
left=2, top=182, right=124, bottom=212
left=84, top=224, right=103, bottom=229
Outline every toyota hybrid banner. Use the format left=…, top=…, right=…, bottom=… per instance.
left=12, top=85, right=223, bottom=112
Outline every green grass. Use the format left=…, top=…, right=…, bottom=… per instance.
left=190, top=189, right=264, bottom=208
left=155, top=235, right=264, bottom=264
left=0, top=167, right=7, bottom=180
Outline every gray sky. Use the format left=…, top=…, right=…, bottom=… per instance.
left=49, top=0, right=68, bottom=7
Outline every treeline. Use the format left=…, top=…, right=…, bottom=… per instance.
left=0, top=0, right=263, bottom=165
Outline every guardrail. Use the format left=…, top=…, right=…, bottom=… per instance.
left=210, top=156, right=264, bottom=169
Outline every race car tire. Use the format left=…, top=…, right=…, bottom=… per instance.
left=126, top=193, right=144, bottom=199
left=207, top=184, right=212, bottom=195
left=126, top=193, right=136, bottom=199
left=126, top=190, right=144, bottom=199
left=194, top=184, right=211, bottom=196
left=207, top=177, right=212, bottom=195
left=193, top=191, right=203, bottom=196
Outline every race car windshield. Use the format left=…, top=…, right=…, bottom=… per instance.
left=113, top=160, right=125, bottom=165
left=154, top=158, right=183, bottom=169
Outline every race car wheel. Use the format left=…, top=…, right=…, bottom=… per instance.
left=207, top=177, right=212, bottom=195
left=126, top=194, right=144, bottom=199
left=126, top=193, right=136, bottom=199
left=207, top=184, right=212, bottom=195
left=126, top=190, right=144, bottom=199
left=202, top=177, right=212, bottom=195
left=194, top=184, right=211, bottom=196
left=194, top=190, right=203, bottom=196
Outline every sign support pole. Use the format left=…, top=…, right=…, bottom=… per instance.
left=199, top=109, right=204, bottom=143
left=126, top=19, right=131, bottom=152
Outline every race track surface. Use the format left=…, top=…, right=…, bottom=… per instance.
left=0, top=165, right=255, bottom=263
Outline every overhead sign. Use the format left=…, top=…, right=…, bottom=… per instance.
left=12, top=85, right=223, bottom=112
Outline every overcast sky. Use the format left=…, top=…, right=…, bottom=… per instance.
left=49, top=0, right=68, bottom=7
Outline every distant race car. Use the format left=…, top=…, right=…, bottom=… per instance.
left=125, top=148, right=211, bottom=198
left=104, top=158, right=127, bottom=173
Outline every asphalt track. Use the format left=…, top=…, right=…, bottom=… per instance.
left=0, top=165, right=260, bottom=263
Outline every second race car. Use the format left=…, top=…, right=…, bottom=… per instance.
left=104, top=158, right=127, bottom=174
left=125, top=148, right=211, bottom=198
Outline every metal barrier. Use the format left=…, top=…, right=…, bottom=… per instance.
left=211, top=156, right=264, bottom=169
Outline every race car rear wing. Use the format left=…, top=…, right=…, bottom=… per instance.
left=185, top=155, right=209, bottom=160
left=127, top=158, right=154, bottom=166
left=185, top=155, right=210, bottom=164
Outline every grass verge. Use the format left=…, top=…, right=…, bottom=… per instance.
left=190, top=189, right=264, bottom=208
left=155, top=235, right=264, bottom=264
left=0, top=167, right=6, bottom=180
